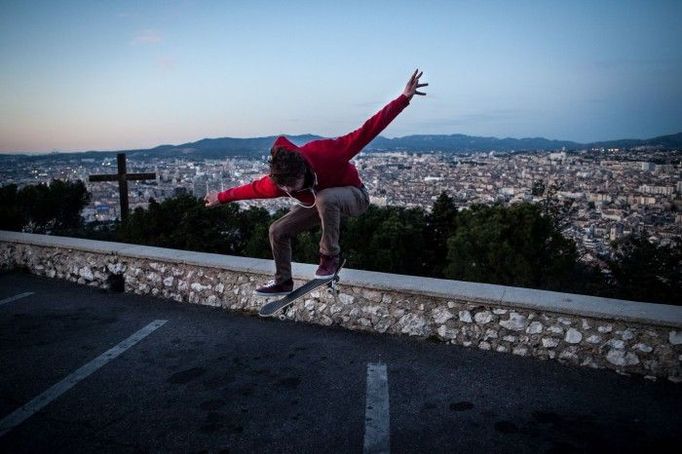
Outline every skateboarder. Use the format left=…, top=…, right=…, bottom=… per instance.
left=204, top=70, right=428, bottom=296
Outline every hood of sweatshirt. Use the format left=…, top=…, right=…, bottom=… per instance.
left=271, top=136, right=300, bottom=154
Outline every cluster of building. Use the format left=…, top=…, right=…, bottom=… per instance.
left=355, top=148, right=681, bottom=267
left=1, top=146, right=680, bottom=270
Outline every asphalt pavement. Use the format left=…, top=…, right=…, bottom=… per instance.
left=0, top=271, right=680, bottom=453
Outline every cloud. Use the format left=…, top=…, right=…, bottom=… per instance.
left=131, top=30, right=163, bottom=45
left=156, top=56, right=176, bottom=71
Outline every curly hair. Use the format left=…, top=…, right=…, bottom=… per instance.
left=269, top=147, right=307, bottom=187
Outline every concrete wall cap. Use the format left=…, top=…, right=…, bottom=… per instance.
left=2, top=230, right=681, bottom=328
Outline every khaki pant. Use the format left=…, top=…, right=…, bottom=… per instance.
left=269, top=185, right=369, bottom=283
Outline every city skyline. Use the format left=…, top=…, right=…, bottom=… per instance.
left=2, top=0, right=681, bottom=153
left=3, top=146, right=679, bottom=265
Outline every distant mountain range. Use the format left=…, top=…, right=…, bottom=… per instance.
left=2, top=132, right=681, bottom=162
left=368, top=131, right=682, bottom=153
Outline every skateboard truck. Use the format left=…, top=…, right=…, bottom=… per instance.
left=259, top=258, right=346, bottom=318
left=327, top=275, right=340, bottom=295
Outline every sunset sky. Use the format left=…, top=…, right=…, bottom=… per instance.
left=1, top=0, right=681, bottom=153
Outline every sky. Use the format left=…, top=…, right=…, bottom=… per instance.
left=1, top=0, right=681, bottom=153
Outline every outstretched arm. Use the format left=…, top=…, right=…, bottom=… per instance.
left=333, top=69, right=428, bottom=161
left=204, top=175, right=282, bottom=207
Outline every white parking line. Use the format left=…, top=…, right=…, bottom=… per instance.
left=0, top=319, right=167, bottom=438
left=364, top=362, right=390, bottom=454
left=0, top=292, right=35, bottom=307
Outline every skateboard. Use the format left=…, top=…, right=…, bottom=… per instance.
left=258, top=259, right=346, bottom=319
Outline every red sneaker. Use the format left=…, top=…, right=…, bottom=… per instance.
left=315, top=254, right=340, bottom=279
left=254, top=279, right=293, bottom=296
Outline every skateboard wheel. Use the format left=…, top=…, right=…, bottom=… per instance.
left=278, top=314, right=285, bottom=321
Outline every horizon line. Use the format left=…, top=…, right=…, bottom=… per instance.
left=1, top=130, right=680, bottom=156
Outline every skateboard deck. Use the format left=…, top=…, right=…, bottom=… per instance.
left=259, top=259, right=346, bottom=319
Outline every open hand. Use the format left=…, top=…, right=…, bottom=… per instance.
left=204, top=192, right=220, bottom=208
left=403, top=69, right=428, bottom=100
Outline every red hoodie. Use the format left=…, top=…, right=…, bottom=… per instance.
left=217, top=94, right=411, bottom=206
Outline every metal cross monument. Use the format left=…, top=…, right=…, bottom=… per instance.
left=88, top=153, right=156, bottom=221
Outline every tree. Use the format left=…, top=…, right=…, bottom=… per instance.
left=0, top=180, right=90, bottom=233
left=445, top=203, right=578, bottom=289
left=118, top=195, right=265, bottom=255
left=47, top=179, right=91, bottom=231
left=340, top=205, right=433, bottom=276
left=0, top=184, right=23, bottom=231
left=607, top=234, right=681, bottom=305
left=531, top=179, right=545, bottom=197
left=240, top=207, right=276, bottom=259
left=426, top=191, right=458, bottom=277
left=292, top=228, right=323, bottom=264
left=533, top=179, right=576, bottom=231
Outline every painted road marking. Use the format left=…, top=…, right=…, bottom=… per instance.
left=364, top=362, right=390, bottom=454
left=0, top=319, right=167, bottom=438
left=0, top=292, right=35, bottom=307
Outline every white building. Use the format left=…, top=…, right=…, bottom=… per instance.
left=639, top=185, right=674, bottom=196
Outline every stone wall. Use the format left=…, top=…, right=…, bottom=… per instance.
left=1, top=231, right=681, bottom=383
